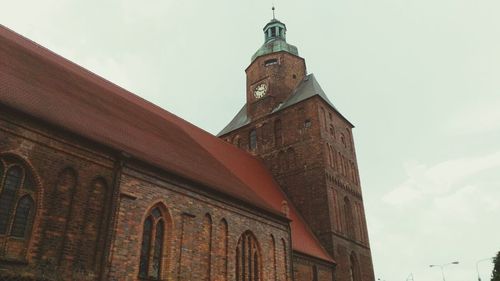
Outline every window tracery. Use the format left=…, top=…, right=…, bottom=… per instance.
left=139, top=206, right=167, bottom=280
left=0, top=155, right=38, bottom=261
left=236, top=231, right=261, bottom=281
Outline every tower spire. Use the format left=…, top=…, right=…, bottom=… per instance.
left=272, top=6, right=276, bottom=19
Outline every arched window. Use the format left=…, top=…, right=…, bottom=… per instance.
left=261, top=123, right=269, bottom=144
left=0, top=166, right=23, bottom=234
left=0, top=156, right=38, bottom=261
left=139, top=206, right=167, bottom=280
left=344, top=197, right=355, bottom=239
left=331, top=148, right=337, bottom=170
left=236, top=231, right=261, bottom=281
left=330, top=125, right=335, bottom=138
left=11, top=196, right=35, bottom=238
left=320, top=107, right=327, bottom=129
left=233, top=136, right=242, bottom=148
left=326, top=144, right=332, bottom=166
left=312, top=265, right=318, bottom=281
left=349, top=252, right=361, bottom=281
left=249, top=129, right=257, bottom=150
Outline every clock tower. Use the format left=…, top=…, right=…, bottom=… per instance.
left=246, top=18, right=306, bottom=120
left=220, top=16, right=375, bottom=281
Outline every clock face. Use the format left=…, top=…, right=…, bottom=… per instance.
left=253, top=83, right=268, bottom=99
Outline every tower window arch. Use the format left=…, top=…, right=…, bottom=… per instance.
left=139, top=205, right=169, bottom=280
left=249, top=129, right=257, bottom=150
left=344, top=197, right=355, bottom=239
left=236, top=231, right=261, bottom=281
left=349, top=252, right=361, bottom=281
left=233, top=135, right=242, bottom=148
left=0, top=155, right=38, bottom=261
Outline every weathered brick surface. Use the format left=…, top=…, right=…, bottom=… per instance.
left=246, top=52, right=306, bottom=120
left=109, top=167, right=292, bottom=281
left=0, top=106, right=114, bottom=280
left=0, top=107, right=295, bottom=281
left=292, top=254, right=333, bottom=281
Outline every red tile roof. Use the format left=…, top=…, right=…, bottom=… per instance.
left=0, top=25, right=334, bottom=263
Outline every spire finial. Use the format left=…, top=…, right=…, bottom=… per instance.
left=272, top=5, right=276, bottom=19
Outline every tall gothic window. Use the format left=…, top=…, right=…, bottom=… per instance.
left=0, top=156, right=37, bottom=260
left=139, top=206, right=166, bottom=280
left=349, top=252, right=360, bottom=281
left=344, top=197, right=355, bottom=239
left=249, top=129, right=257, bottom=150
left=236, top=231, right=261, bottom=281
left=233, top=135, right=242, bottom=148
left=312, top=265, right=319, bottom=281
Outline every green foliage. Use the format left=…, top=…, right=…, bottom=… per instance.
left=492, top=251, right=500, bottom=281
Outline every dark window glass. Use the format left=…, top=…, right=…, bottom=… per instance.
left=23, top=173, right=35, bottom=190
left=313, top=265, right=318, bottom=281
left=265, top=59, right=278, bottom=66
left=152, top=208, right=161, bottom=219
left=0, top=166, right=23, bottom=234
left=350, top=253, right=359, bottom=281
left=344, top=197, right=355, bottom=239
left=249, top=129, right=257, bottom=150
left=139, top=216, right=153, bottom=278
left=11, top=196, right=34, bottom=238
left=152, top=219, right=164, bottom=279
left=254, top=252, right=259, bottom=281
left=236, top=231, right=261, bottom=281
left=236, top=246, right=240, bottom=280
left=304, top=119, right=311, bottom=128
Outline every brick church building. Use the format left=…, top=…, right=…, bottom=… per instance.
left=0, top=16, right=375, bottom=281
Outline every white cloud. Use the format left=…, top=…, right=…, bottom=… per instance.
left=383, top=150, right=500, bottom=206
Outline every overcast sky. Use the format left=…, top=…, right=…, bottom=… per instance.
left=2, top=0, right=499, bottom=280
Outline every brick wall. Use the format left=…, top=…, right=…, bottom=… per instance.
left=0, top=106, right=295, bottom=281
left=221, top=94, right=374, bottom=281
left=109, top=165, right=292, bottom=281
left=0, top=106, right=115, bottom=280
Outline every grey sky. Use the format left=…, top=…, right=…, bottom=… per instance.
left=2, top=0, right=499, bottom=280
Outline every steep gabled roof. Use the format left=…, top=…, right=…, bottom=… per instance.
left=0, top=25, right=334, bottom=263
left=218, top=74, right=352, bottom=136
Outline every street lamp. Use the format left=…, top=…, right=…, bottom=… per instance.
left=429, top=261, right=459, bottom=281
left=476, top=257, right=494, bottom=281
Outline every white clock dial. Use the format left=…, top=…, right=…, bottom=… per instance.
left=253, top=83, right=268, bottom=99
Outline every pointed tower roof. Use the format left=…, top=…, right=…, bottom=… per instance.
left=251, top=15, right=299, bottom=62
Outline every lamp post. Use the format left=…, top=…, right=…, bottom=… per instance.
left=429, top=261, right=459, bottom=281
left=476, top=257, right=494, bottom=281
